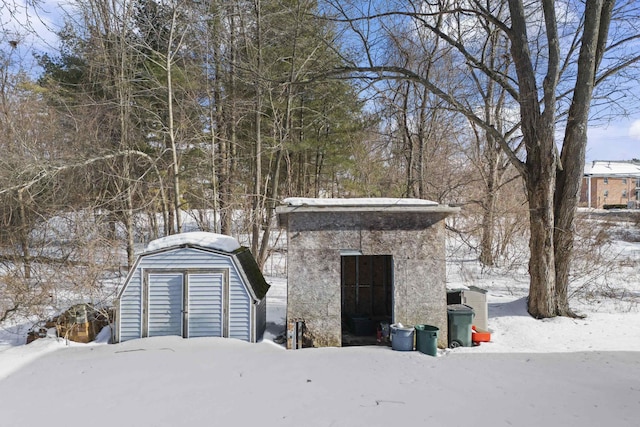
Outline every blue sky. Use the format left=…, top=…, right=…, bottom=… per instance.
left=586, top=116, right=640, bottom=162
left=3, top=1, right=637, bottom=163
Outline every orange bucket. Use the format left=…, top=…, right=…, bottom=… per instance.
left=471, top=325, right=491, bottom=344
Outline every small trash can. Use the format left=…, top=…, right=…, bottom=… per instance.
left=415, top=324, right=439, bottom=356
left=390, top=323, right=414, bottom=351
left=447, top=304, right=475, bottom=348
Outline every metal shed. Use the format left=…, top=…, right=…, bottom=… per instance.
left=115, top=232, right=270, bottom=343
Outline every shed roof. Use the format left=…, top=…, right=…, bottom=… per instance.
left=233, top=249, right=271, bottom=300
left=131, top=232, right=270, bottom=302
left=145, top=231, right=241, bottom=253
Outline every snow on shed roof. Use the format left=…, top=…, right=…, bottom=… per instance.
left=584, top=160, right=640, bottom=176
left=145, top=232, right=241, bottom=253
left=281, top=197, right=439, bottom=207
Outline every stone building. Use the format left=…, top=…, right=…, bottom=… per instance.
left=276, top=198, right=459, bottom=349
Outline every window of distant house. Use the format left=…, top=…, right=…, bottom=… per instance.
left=622, top=178, right=627, bottom=184
left=603, top=177, right=608, bottom=184
left=623, top=190, right=628, bottom=198
left=604, top=190, right=609, bottom=197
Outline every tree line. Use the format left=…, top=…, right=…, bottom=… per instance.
left=1, top=0, right=638, bottom=324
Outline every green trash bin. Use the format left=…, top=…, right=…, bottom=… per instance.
left=415, top=325, right=439, bottom=356
left=447, top=304, right=475, bottom=348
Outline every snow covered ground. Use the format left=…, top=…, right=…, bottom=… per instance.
left=1, top=227, right=639, bottom=426
left=1, top=272, right=639, bottom=426
left=1, top=335, right=638, bottom=427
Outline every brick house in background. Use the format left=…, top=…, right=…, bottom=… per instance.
left=580, top=160, right=640, bottom=209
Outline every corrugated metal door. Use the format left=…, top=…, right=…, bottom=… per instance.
left=148, top=273, right=183, bottom=337
left=187, top=273, right=224, bottom=338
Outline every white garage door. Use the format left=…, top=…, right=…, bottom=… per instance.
left=187, top=273, right=224, bottom=338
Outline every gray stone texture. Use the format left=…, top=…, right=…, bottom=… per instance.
left=281, top=210, right=452, bottom=348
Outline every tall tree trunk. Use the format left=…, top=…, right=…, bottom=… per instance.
left=119, top=42, right=136, bottom=268
left=208, top=3, right=224, bottom=234
left=478, top=66, right=509, bottom=267
left=479, top=158, right=497, bottom=267
left=220, top=3, right=237, bottom=236
left=508, top=0, right=559, bottom=318
left=417, top=85, right=429, bottom=199
left=251, top=0, right=263, bottom=256
left=124, top=182, right=135, bottom=268
left=258, top=149, right=283, bottom=267
left=314, top=148, right=323, bottom=197
left=208, top=76, right=220, bottom=234
left=524, top=131, right=557, bottom=318
left=17, top=189, right=31, bottom=279
left=400, top=84, right=415, bottom=197
left=554, top=0, right=612, bottom=316
left=166, top=6, right=182, bottom=234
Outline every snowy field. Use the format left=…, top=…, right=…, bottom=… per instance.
left=1, top=270, right=639, bottom=426
left=1, top=218, right=639, bottom=426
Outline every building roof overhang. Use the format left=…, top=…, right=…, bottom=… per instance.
left=276, top=197, right=460, bottom=228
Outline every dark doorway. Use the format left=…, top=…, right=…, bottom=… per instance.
left=341, top=255, right=393, bottom=345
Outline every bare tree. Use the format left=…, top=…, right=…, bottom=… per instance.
left=159, top=2, right=187, bottom=235
left=0, top=44, right=158, bottom=321
left=462, top=2, right=524, bottom=267
left=133, top=0, right=203, bottom=235
left=322, top=0, right=640, bottom=318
